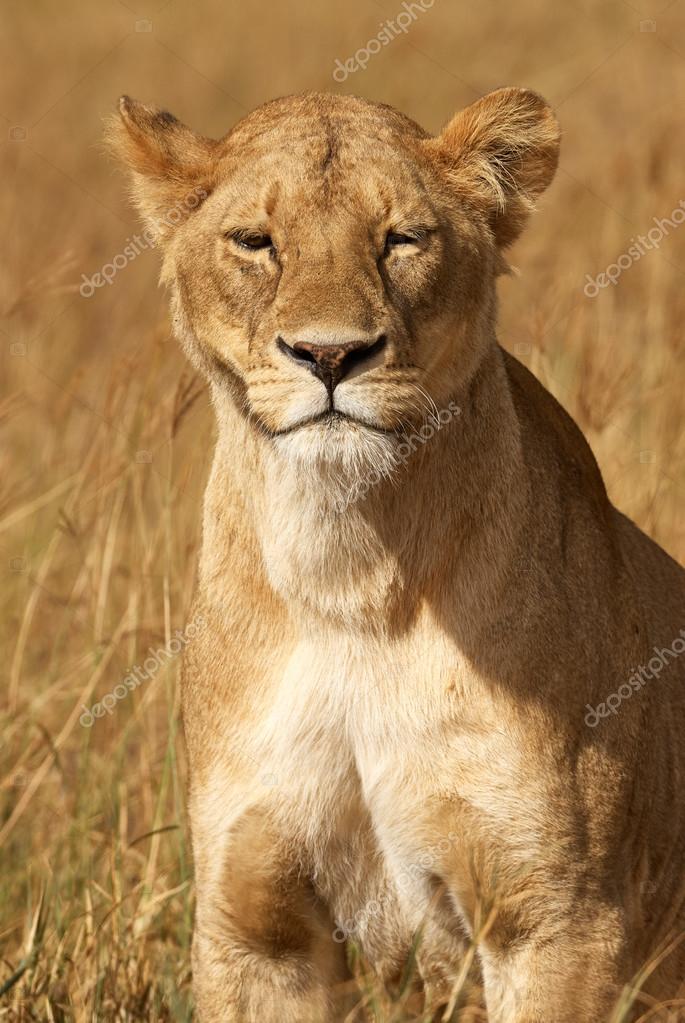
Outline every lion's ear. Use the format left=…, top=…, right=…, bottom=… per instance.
left=105, top=96, right=218, bottom=239
left=429, top=88, right=560, bottom=249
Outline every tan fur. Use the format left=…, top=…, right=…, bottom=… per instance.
left=109, top=89, right=685, bottom=1022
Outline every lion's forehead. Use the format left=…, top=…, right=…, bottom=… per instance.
left=210, top=94, right=431, bottom=211
left=221, top=91, right=428, bottom=150
left=220, top=131, right=422, bottom=177
left=211, top=135, right=435, bottom=228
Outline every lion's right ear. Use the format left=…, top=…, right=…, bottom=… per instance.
left=428, top=88, right=560, bottom=251
left=105, top=96, right=218, bottom=239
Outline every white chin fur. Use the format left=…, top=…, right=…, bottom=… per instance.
left=272, top=418, right=402, bottom=505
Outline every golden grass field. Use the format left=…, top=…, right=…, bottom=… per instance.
left=1, top=0, right=684, bottom=1019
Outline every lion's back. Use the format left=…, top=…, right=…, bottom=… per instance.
left=615, top=509, right=685, bottom=658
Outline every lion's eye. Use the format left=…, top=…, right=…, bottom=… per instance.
left=385, top=232, right=419, bottom=253
left=229, top=231, right=274, bottom=252
left=387, top=232, right=416, bottom=246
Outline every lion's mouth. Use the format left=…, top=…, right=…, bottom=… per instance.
left=270, top=409, right=396, bottom=438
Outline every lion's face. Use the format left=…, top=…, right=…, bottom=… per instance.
left=110, top=91, right=559, bottom=468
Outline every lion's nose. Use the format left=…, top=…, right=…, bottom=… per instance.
left=277, top=335, right=387, bottom=395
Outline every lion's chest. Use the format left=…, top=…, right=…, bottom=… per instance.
left=254, top=628, right=545, bottom=948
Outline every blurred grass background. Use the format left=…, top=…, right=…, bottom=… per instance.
left=0, top=0, right=684, bottom=1019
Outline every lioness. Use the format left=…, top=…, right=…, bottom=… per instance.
left=109, top=89, right=685, bottom=1022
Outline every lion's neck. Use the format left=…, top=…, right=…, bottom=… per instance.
left=206, top=346, right=529, bottom=628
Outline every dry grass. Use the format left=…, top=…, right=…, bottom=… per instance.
left=1, top=0, right=684, bottom=1019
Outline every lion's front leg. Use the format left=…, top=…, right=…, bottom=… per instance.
left=190, top=793, right=355, bottom=1023
left=479, top=906, right=630, bottom=1023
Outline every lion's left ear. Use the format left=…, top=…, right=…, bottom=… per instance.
left=105, top=96, right=218, bottom=240
left=427, top=88, right=560, bottom=249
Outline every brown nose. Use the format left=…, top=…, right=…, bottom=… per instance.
left=276, top=335, right=387, bottom=396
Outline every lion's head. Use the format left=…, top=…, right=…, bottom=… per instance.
left=109, top=90, right=559, bottom=473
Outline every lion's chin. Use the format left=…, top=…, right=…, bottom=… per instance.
left=271, top=413, right=402, bottom=497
